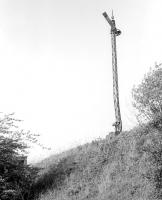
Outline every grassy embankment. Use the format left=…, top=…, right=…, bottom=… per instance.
left=32, top=124, right=162, bottom=200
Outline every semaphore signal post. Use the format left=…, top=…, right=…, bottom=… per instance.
left=103, top=11, right=122, bottom=134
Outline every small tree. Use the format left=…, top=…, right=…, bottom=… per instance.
left=0, top=113, right=40, bottom=200
left=132, top=64, right=162, bottom=127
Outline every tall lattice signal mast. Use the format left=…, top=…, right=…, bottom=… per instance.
left=103, top=11, right=122, bottom=134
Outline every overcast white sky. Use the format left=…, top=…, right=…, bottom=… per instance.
left=0, top=0, right=162, bottom=162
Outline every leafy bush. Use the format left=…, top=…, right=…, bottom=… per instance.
left=132, top=64, right=162, bottom=127
left=0, top=113, right=40, bottom=200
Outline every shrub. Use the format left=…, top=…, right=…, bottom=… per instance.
left=132, top=64, right=162, bottom=128
left=0, top=113, right=40, bottom=200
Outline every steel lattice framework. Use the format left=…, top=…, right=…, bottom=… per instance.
left=103, top=11, right=122, bottom=134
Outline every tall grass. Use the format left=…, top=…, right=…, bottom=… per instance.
left=33, top=126, right=162, bottom=200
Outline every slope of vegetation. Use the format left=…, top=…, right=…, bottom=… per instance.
left=32, top=65, right=162, bottom=200
left=32, top=125, right=162, bottom=200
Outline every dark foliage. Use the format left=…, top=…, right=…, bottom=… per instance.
left=0, top=113, right=40, bottom=200
left=31, top=155, right=77, bottom=199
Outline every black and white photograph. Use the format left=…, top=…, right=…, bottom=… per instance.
left=0, top=0, right=162, bottom=199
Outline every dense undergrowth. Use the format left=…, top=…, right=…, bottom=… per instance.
left=32, top=124, right=162, bottom=200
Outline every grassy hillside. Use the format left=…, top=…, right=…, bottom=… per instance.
left=32, top=125, right=162, bottom=200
